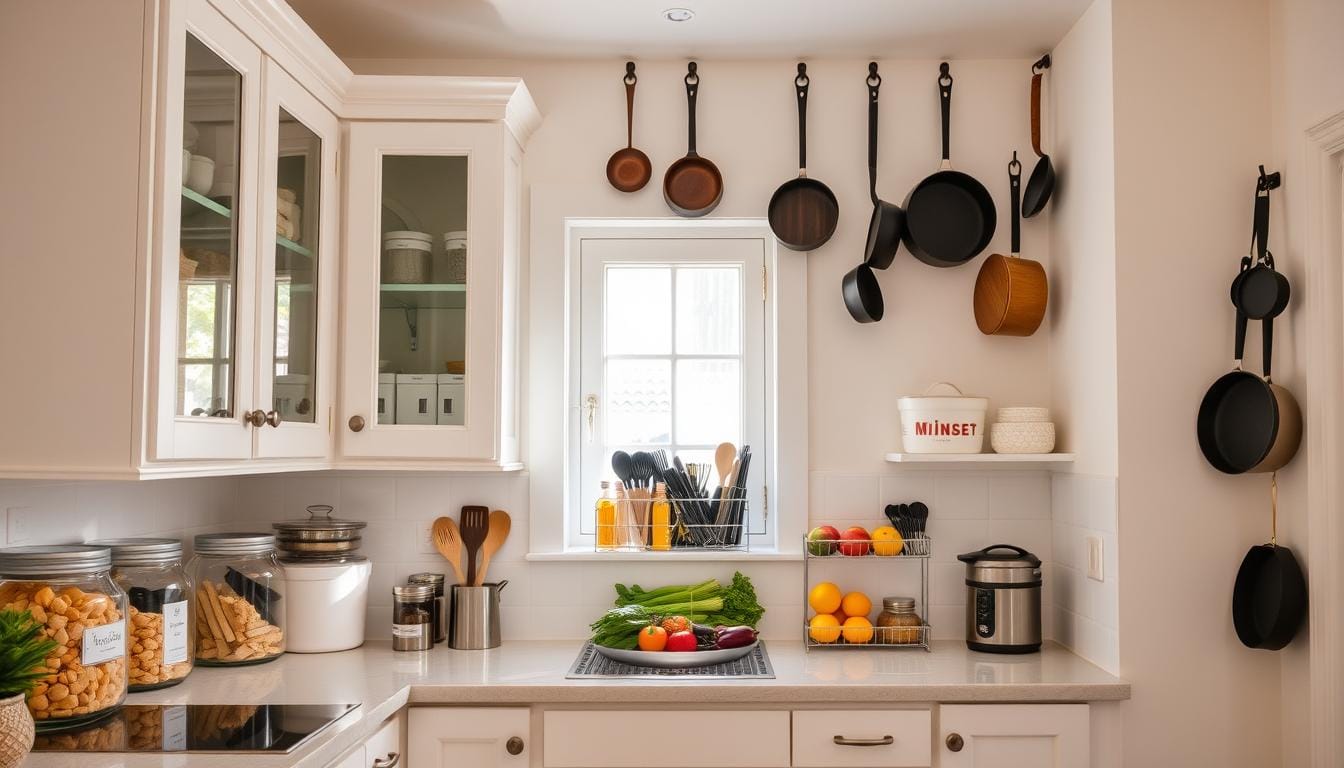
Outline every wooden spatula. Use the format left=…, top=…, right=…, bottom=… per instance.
left=431, top=516, right=467, bottom=585
left=459, top=505, right=490, bottom=587
left=474, top=510, right=512, bottom=586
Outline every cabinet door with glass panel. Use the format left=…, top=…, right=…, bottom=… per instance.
left=340, top=121, right=508, bottom=461
left=150, top=0, right=262, bottom=460
left=252, top=60, right=337, bottom=459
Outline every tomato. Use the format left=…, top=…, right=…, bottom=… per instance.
left=661, top=615, right=691, bottom=634
left=665, top=630, right=698, bottom=652
left=637, top=624, right=668, bottom=652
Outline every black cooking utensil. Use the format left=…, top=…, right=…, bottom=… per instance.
left=1021, top=55, right=1055, bottom=218
left=611, top=451, right=634, bottom=487
left=862, top=63, right=905, bottom=269
left=842, top=262, right=884, bottom=323
left=225, top=567, right=282, bottom=625
left=769, top=63, right=839, bottom=251
left=1234, top=168, right=1289, bottom=321
left=909, top=501, right=929, bottom=537
left=1232, top=475, right=1307, bottom=650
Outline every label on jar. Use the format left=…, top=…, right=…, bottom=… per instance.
left=163, top=705, right=188, bottom=752
left=162, top=600, right=189, bottom=664
left=393, top=623, right=426, bottom=638
left=82, top=618, right=126, bottom=665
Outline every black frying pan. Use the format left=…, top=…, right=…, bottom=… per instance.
left=1232, top=475, right=1306, bottom=650
left=842, top=263, right=883, bottom=323
left=1234, top=168, right=1289, bottom=321
left=769, top=63, right=838, bottom=251
left=902, top=63, right=997, bottom=267
left=862, top=63, right=904, bottom=269
left=664, top=62, right=723, bottom=218
left=1021, top=55, right=1055, bottom=218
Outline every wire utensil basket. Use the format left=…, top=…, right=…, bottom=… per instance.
left=594, top=490, right=752, bottom=552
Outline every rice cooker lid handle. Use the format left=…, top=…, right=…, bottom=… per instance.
left=957, top=544, right=1041, bottom=567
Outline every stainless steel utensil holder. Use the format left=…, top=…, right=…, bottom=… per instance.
left=450, top=580, right=507, bottom=649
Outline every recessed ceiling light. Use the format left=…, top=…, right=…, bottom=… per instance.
left=662, top=7, right=695, bottom=22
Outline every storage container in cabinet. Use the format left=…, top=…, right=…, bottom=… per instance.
left=377, top=373, right=396, bottom=424
left=437, top=373, right=465, bottom=425
left=395, top=374, right=436, bottom=425
left=792, top=709, right=932, bottom=767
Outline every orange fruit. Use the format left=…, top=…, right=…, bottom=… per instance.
left=808, top=581, right=842, bottom=614
left=842, top=616, right=875, bottom=644
left=871, top=525, right=904, bottom=556
left=833, top=610, right=848, bottom=625
left=809, top=613, right=842, bottom=644
left=840, top=591, right=872, bottom=619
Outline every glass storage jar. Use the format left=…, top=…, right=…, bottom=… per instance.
left=391, top=584, right=434, bottom=652
left=0, top=545, right=129, bottom=731
left=91, top=538, right=193, bottom=690
left=185, top=533, right=285, bottom=666
left=875, top=596, right=925, bottom=645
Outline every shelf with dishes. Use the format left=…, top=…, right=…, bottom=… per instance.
left=889, top=384, right=1073, bottom=468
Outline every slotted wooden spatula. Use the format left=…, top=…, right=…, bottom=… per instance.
left=431, top=516, right=466, bottom=585
left=459, top=505, right=490, bottom=587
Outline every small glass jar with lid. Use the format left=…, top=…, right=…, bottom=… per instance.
left=875, top=596, right=925, bottom=645
left=0, top=544, right=129, bottom=730
left=406, top=572, right=446, bottom=644
left=185, top=533, right=285, bottom=666
left=391, top=584, right=434, bottom=652
left=90, top=538, right=193, bottom=690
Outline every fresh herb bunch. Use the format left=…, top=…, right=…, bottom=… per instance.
left=0, top=609, right=58, bottom=699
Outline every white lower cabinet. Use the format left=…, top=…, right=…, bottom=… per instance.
left=543, top=710, right=791, bottom=767
left=326, top=712, right=404, bottom=768
left=792, top=710, right=932, bottom=767
left=938, top=704, right=1089, bottom=767
left=409, top=707, right=530, bottom=768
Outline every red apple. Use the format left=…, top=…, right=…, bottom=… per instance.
left=839, top=527, right=871, bottom=556
left=807, top=525, right=841, bottom=556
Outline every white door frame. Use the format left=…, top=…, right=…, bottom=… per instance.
left=1303, top=109, right=1344, bottom=768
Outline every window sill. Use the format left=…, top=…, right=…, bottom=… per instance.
left=525, top=549, right=803, bottom=562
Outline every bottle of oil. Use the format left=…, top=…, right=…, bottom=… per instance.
left=596, top=480, right=617, bottom=550
left=651, top=482, right=672, bottom=551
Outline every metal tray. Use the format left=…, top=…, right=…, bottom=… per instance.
left=592, top=640, right=759, bottom=669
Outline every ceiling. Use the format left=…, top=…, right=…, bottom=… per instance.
left=284, top=0, right=1092, bottom=61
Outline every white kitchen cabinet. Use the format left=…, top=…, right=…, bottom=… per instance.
left=324, top=711, right=404, bottom=768
left=543, top=710, right=791, bottom=767
left=938, top=704, right=1089, bottom=767
left=793, top=709, right=932, bottom=767
left=409, top=707, right=529, bottom=768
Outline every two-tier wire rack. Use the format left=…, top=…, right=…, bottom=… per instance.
left=803, top=534, right=932, bottom=651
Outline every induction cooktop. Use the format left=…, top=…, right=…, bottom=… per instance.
left=30, top=703, right=359, bottom=754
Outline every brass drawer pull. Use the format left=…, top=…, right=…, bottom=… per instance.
left=833, top=735, right=894, bottom=747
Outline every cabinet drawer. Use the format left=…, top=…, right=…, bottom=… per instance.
left=364, top=713, right=402, bottom=767
left=792, top=710, right=931, bottom=767
left=543, top=710, right=790, bottom=767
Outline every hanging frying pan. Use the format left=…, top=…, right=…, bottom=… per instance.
left=842, top=263, right=883, bottom=323
left=664, top=62, right=723, bottom=217
left=974, top=153, right=1048, bottom=336
left=1232, top=474, right=1307, bottom=650
left=768, top=63, right=839, bottom=251
left=606, top=62, right=652, bottom=193
left=862, top=63, right=905, bottom=269
left=902, top=62, right=997, bottom=267
left=1021, top=55, right=1055, bottom=218
left=1234, top=168, right=1289, bottom=321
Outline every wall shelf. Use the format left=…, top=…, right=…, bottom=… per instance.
left=380, top=283, right=467, bottom=309
left=883, top=452, right=1075, bottom=469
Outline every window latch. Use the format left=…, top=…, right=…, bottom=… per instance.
left=585, top=394, right=599, bottom=444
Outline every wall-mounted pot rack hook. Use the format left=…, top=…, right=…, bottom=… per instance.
left=1257, top=165, right=1282, bottom=191
left=1032, top=54, right=1052, bottom=73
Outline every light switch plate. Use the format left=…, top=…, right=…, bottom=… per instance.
left=1086, top=535, right=1104, bottom=581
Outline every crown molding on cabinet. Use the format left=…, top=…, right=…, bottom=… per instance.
left=342, top=76, right=543, bottom=145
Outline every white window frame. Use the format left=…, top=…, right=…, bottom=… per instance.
left=546, top=220, right=807, bottom=558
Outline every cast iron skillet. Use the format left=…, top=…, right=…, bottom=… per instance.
left=768, top=64, right=839, bottom=251
left=902, top=63, right=997, bottom=268
left=1232, top=475, right=1307, bottom=650
left=842, top=263, right=883, bottom=323
left=862, top=63, right=905, bottom=269
left=1021, top=55, right=1055, bottom=218
left=664, top=62, right=723, bottom=217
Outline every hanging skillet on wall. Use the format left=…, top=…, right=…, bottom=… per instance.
left=1020, top=55, right=1055, bottom=218
left=1232, top=473, right=1307, bottom=650
left=862, top=62, right=905, bottom=269
left=664, top=62, right=723, bottom=217
left=606, top=62, right=652, bottom=193
left=768, top=63, right=839, bottom=251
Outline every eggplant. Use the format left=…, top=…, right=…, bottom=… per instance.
left=714, top=625, right=758, bottom=649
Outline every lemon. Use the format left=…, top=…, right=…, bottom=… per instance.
left=842, top=616, right=875, bottom=644
left=840, top=591, right=872, bottom=619
left=872, top=525, right=904, bottom=556
left=809, top=613, right=842, bottom=644
left=808, top=581, right=842, bottom=614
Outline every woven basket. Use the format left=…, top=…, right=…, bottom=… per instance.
left=0, top=693, right=34, bottom=768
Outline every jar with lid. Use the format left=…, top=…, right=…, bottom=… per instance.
left=392, top=584, right=434, bottom=651
left=91, top=538, right=193, bottom=690
left=0, top=545, right=129, bottom=730
left=875, top=596, right=925, bottom=645
left=406, top=573, right=446, bottom=644
left=185, top=533, right=285, bottom=665
left=272, top=505, right=371, bottom=654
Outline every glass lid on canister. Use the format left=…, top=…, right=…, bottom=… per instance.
left=272, top=505, right=367, bottom=561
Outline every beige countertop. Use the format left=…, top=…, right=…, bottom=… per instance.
left=21, top=638, right=1128, bottom=768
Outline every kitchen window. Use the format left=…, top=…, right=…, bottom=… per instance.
left=562, top=222, right=806, bottom=555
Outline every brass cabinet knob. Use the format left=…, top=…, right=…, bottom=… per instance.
left=264, top=410, right=281, bottom=427
left=371, top=753, right=400, bottom=768
left=505, top=736, right=524, bottom=755
left=348, top=415, right=366, bottom=432
left=245, top=410, right=282, bottom=427
left=945, top=733, right=965, bottom=752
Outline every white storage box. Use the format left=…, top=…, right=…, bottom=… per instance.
left=377, top=373, right=397, bottom=424
left=437, top=373, right=465, bottom=426
left=897, top=382, right=989, bottom=454
left=395, top=374, right=437, bottom=424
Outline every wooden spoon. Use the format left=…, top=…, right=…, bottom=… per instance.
left=474, top=510, right=512, bottom=586
left=431, top=516, right=466, bottom=585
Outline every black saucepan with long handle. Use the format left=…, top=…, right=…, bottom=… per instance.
left=902, top=62, right=996, bottom=267
left=1021, top=55, right=1055, bottom=218
left=1234, top=168, right=1289, bottom=320
left=863, top=63, right=905, bottom=269
left=842, top=262, right=883, bottom=323
left=1233, top=473, right=1307, bottom=650
left=664, top=62, right=723, bottom=217
left=769, top=63, right=839, bottom=251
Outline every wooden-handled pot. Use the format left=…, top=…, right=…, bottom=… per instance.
left=973, top=154, right=1047, bottom=336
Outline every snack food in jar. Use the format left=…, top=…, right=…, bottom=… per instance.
left=186, top=533, right=285, bottom=665
left=90, top=538, right=193, bottom=690
left=875, top=596, right=925, bottom=645
left=0, top=545, right=129, bottom=730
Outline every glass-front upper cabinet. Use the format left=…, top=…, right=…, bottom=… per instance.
left=341, top=121, right=517, bottom=463
left=254, top=60, right=337, bottom=460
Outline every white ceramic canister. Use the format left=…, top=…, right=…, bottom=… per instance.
left=280, top=559, right=372, bottom=653
left=897, top=382, right=990, bottom=453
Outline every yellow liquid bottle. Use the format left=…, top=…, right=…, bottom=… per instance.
left=596, top=480, right=617, bottom=550
left=651, top=482, right=672, bottom=551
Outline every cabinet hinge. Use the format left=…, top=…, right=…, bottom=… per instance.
left=761, top=265, right=768, bottom=302
left=762, top=484, right=769, bottom=522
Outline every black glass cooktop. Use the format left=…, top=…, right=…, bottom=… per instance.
left=31, top=703, right=359, bottom=754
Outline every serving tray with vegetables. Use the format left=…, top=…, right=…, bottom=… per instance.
left=594, top=638, right=760, bottom=668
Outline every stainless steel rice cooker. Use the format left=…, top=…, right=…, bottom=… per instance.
left=957, top=544, right=1042, bottom=653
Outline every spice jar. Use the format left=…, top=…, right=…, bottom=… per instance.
left=185, top=533, right=285, bottom=666
left=92, top=538, right=193, bottom=691
left=875, top=596, right=925, bottom=645
left=0, top=545, right=129, bottom=730
left=392, top=584, right=433, bottom=652
left=407, top=573, right=446, bottom=644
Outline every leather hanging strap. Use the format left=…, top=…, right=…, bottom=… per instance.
left=867, top=63, right=881, bottom=205
left=1030, top=73, right=1044, bottom=157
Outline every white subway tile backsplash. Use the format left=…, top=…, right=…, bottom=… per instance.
left=878, top=473, right=937, bottom=506
left=934, top=475, right=989, bottom=519
left=338, top=475, right=397, bottom=520
left=822, top=474, right=881, bottom=519
left=1050, top=474, right=1119, bottom=674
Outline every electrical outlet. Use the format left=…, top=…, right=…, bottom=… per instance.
left=1086, top=535, right=1104, bottom=581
